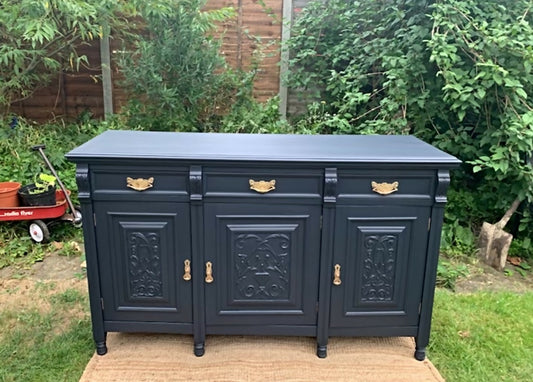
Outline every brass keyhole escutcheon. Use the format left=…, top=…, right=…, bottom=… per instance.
left=183, top=259, right=191, bottom=281
left=333, top=264, right=342, bottom=286
left=205, top=261, right=214, bottom=283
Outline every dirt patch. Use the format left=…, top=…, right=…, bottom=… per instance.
left=454, top=260, right=533, bottom=293
left=0, top=253, right=88, bottom=334
left=0, top=277, right=87, bottom=313
left=0, top=252, right=84, bottom=280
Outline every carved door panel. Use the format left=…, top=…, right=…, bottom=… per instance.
left=204, top=203, right=321, bottom=327
left=95, top=202, right=192, bottom=323
left=330, top=206, right=430, bottom=328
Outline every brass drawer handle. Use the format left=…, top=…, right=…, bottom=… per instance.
left=371, top=181, right=399, bottom=195
left=249, top=179, right=276, bottom=193
left=127, top=177, right=154, bottom=191
left=205, top=261, right=214, bottom=283
left=333, top=264, right=342, bottom=286
left=183, top=259, right=191, bottom=281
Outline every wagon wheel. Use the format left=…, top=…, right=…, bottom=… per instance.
left=72, top=206, right=83, bottom=228
left=28, top=220, right=50, bottom=243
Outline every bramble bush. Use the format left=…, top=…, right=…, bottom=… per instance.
left=286, top=0, right=533, bottom=257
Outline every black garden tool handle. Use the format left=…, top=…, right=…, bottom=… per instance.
left=31, top=144, right=81, bottom=224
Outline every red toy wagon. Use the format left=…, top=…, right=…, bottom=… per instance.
left=0, top=145, right=82, bottom=243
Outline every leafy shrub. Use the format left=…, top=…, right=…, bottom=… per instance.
left=286, top=0, right=432, bottom=135
left=436, top=260, right=469, bottom=290
left=219, top=97, right=294, bottom=134
left=286, top=0, right=533, bottom=250
left=118, top=0, right=252, bottom=132
left=0, top=0, right=145, bottom=115
left=440, top=220, right=477, bottom=258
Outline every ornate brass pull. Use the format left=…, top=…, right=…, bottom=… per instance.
left=127, top=177, right=154, bottom=191
left=205, top=261, right=213, bottom=283
left=371, top=181, right=399, bottom=195
left=249, top=179, right=276, bottom=193
left=183, top=259, right=191, bottom=281
left=333, top=264, right=342, bottom=286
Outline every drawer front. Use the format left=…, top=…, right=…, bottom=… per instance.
left=204, top=167, right=323, bottom=200
left=90, top=165, right=188, bottom=199
left=337, top=170, right=435, bottom=202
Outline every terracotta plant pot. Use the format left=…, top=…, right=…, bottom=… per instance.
left=0, top=182, right=21, bottom=208
left=18, top=184, right=56, bottom=206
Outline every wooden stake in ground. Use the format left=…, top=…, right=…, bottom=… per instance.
left=478, top=197, right=522, bottom=271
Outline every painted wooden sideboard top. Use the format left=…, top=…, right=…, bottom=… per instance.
left=66, top=130, right=460, bottom=166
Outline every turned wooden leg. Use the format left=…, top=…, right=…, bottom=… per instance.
left=194, top=342, right=205, bottom=357
left=317, top=344, right=327, bottom=358
left=414, top=347, right=426, bottom=361
left=96, top=341, right=108, bottom=356
left=95, top=331, right=107, bottom=355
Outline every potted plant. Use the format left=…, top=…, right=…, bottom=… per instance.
left=0, top=181, right=21, bottom=207
left=18, top=173, right=57, bottom=206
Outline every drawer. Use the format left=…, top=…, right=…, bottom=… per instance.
left=337, top=170, right=435, bottom=201
left=90, top=165, right=188, bottom=199
left=204, top=167, right=323, bottom=200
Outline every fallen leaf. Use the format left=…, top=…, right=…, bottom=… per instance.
left=70, top=241, right=82, bottom=253
left=508, top=257, right=522, bottom=266
left=51, top=241, right=64, bottom=250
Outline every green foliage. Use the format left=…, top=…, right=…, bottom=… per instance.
left=441, top=220, right=477, bottom=258
left=509, top=238, right=533, bottom=260
left=286, top=0, right=432, bottom=135
left=0, top=117, right=106, bottom=188
left=428, top=0, right=533, bottom=209
left=0, top=0, right=144, bottom=114
left=30, top=173, right=56, bottom=194
left=219, top=96, right=294, bottom=134
left=436, top=259, right=469, bottom=290
left=0, top=117, right=113, bottom=268
left=118, top=0, right=251, bottom=132
left=286, top=0, right=533, bottom=248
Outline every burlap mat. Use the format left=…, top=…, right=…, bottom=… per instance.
left=80, top=334, right=444, bottom=382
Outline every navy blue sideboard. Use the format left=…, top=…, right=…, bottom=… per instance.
left=67, top=131, right=460, bottom=359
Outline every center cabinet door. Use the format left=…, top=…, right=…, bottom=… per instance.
left=94, top=202, right=192, bottom=323
left=203, top=203, right=321, bottom=327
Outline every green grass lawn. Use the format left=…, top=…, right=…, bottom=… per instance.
left=0, top=280, right=531, bottom=381
left=0, top=282, right=94, bottom=382
left=430, top=290, right=533, bottom=382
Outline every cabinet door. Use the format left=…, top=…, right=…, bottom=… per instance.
left=94, top=202, right=192, bottom=323
left=204, top=203, right=321, bottom=327
left=330, top=206, right=430, bottom=328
